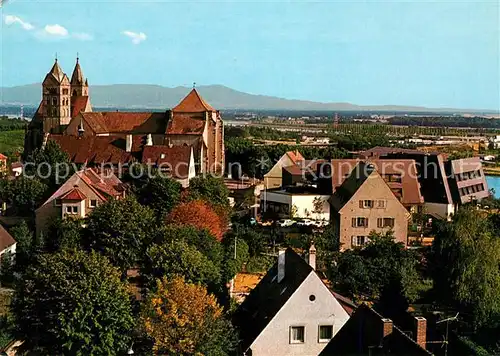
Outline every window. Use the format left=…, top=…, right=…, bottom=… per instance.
left=318, top=325, right=333, bottom=343
left=90, top=200, right=97, bottom=208
left=352, top=236, right=367, bottom=247
left=66, top=206, right=72, bottom=213
left=360, top=200, right=374, bottom=209
left=290, top=326, right=305, bottom=344
left=377, top=218, right=395, bottom=228
left=72, top=206, right=78, bottom=214
left=52, top=97, right=57, bottom=105
left=63, top=89, right=68, bottom=95
left=352, top=217, right=368, bottom=228
left=377, top=200, right=386, bottom=209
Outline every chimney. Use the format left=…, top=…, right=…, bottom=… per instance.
left=414, top=317, right=427, bottom=349
left=146, top=133, right=153, bottom=146
left=307, top=244, right=316, bottom=270
left=126, top=134, right=133, bottom=152
left=381, top=318, right=393, bottom=339
left=278, top=249, right=286, bottom=283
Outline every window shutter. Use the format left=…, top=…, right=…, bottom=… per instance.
left=351, top=236, right=356, bottom=246
left=364, top=218, right=369, bottom=227
left=352, top=218, right=356, bottom=227
left=359, top=200, right=364, bottom=208
left=377, top=218, right=383, bottom=228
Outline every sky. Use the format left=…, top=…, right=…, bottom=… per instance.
left=0, top=0, right=499, bottom=110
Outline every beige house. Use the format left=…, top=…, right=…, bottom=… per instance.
left=264, top=151, right=304, bottom=189
left=330, top=162, right=409, bottom=250
left=35, top=168, right=125, bottom=235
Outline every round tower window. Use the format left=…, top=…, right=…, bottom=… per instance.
left=309, top=295, right=316, bottom=302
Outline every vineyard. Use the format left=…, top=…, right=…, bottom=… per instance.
left=0, top=130, right=25, bottom=157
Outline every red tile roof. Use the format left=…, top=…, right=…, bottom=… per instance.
left=166, top=113, right=206, bottom=135
left=286, top=150, right=305, bottom=164
left=78, top=168, right=124, bottom=199
left=60, top=187, right=87, bottom=201
left=71, top=96, right=90, bottom=118
left=80, top=112, right=167, bottom=134
left=172, top=89, right=215, bottom=112
left=0, top=153, right=7, bottom=160
left=142, top=145, right=192, bottom=178
left=0, top=225, right=16, bottom=253
left=49, top=135, right=139, bottom=164
left=330, top=159, right=424, bottom=206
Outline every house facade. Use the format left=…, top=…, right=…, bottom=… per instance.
left=35, top=168, right=125, bottom=235
left=330, top=162, right=409, bottom=250
left=263, top=151, right=304, bottom=189
left=234, top=248, right=352, bottom=356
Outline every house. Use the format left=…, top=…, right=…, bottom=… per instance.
left=261, top=185, right=331, bottom=221
left=0, top=153, right=6, bottom=173
left=319, top=304, right=432, bottom=356
left=0, top=225, right=17, bottom=258
left=321, top=159, right=424, bottom=213
left=329, top=162, right=409, bottom=250
left=10, top=162, right=23, bottom=177
left=233, top=247, right=352, bottom=356
left=446, top=156, right=489, bottom=204
left=35, top=168, right=125, bottom=235
left=25, top=58, right=224, bottom=175
left=264, top=151, right=304, bottom=189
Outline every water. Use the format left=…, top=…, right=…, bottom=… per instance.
left=486, top=176, right=500, bottom=198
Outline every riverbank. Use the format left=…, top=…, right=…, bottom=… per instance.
left=484, top=167, right=500, bottom=176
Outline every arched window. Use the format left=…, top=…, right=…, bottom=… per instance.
left=73, top=90, right=77, bottom=96
left=52, top=97, right=57, bottom=106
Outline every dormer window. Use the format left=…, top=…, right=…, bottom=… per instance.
left=89, top=200, right=97, bottom=208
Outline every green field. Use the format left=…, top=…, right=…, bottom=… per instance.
left=0, top=130, right=25, bottom=157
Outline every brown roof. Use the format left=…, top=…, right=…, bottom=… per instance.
left=330, top=159, right=424, bottom=205
left=60, top=187, right=87, bottom=201
left=49, top=135, right=139, bottom=164
left=0, top=153, right=7, bottom=160
left=142, top=145, right=192, bottom=178
left=70, top=59, right=85, bottom=85
left=78, top=168, right=124, bottom=199
left=71, top=96, right=90, bottom=118
left=286, top=150, right=305, bottom=164
left=172, top=89, right=215, bottom=112
left=0, top=225, right=16, bottom=253
left=166, top=113, right=206, bottom=135
left=80, top=112, right=167, bottom=134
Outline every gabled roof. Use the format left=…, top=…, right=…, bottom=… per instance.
left=233, top=248, right=354, bottom=352
left=286, top=150, right=305, bottom=164
left=172, top=89, right=215, bottom=112
left=0, top=225, right=16, bottom=253
left=329, top=159, right=424, bottom=206
left=166, top=113, right=206, bottom=135
left=71, top=96, right=90, bottom=118
left=44, top=59, right=65, bottom=84
left=79, top=112, right=167, bottom=134
left=141, top=145, right=192, bottom=179
left=70, top=58, right=85, bottom=85
left=319, top=304, right=432, bottom=355
left=330, top=161, right=376, bottom=211
left=59, top=187, right=87, bottom=201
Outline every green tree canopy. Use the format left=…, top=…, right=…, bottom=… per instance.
left=0, top=176, right=47, bottom=216
left=8, top=220, right=34, bottom=269
left=135, top=175, right=182, bottom=219
left=84, top=196, right=156, bottom=271
left=12, top=249, right=134, bottom=355
left=46, top=216, right=84, bottom=252
left=188, top=175, right=230, bottom=209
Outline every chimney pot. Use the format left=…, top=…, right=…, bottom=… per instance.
left=126, top=134, right=133, bottom=152
left=414, top=316, right=427, bottom=349
left=381, top=318, right=393, bottom=339
left=308, top=244, right=316, bottom=270
left=278, top=249, right=286, bottom=283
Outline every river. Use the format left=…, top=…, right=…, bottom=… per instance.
left=486, top=176, right=500, bottom=198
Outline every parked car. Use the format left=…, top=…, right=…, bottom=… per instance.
left=313, top=220, right=329, bottom=227
left=259, top=220, right=273, bottom=226
left=297, top=219, right=314, bottom=227
left=277, top=219, right=295, bottom=227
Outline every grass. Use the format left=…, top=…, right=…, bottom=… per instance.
left=0, top=130, right=24, bottom=157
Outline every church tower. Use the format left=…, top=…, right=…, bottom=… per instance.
left=70, top=56, right=89, bottom=97
left=42, top=59, right=71, bottom=133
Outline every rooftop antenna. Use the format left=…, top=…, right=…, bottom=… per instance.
left=434, top=312, right=459, bottom=356
left=20, top=104, right=23, bottom=120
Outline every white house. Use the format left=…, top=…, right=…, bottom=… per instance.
left=234, top=247, right=352, bottom=356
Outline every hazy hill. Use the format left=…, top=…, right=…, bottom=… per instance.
left=0, top=83, right=494, bottom=113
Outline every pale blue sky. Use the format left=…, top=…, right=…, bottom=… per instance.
left=1, top=0, right=499, bottom=110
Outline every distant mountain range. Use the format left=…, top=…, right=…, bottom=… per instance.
left=0, top=83, right=495, bottom=113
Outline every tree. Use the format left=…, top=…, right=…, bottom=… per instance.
left=188, top=175, right=230, bottom=209
left=166, top=200, right=226, bottom=241
left=222, top=233, right=249, bottom=282
left=0, top=176, right=47, bottom=216
left=431, top=208, right=500, bottom=328
left=135, top=176, right=182, bottom=220
left=85, top=196, right=156, bottom=271
left=9, top=220, right=34, bottom=269
left=142, top=240, right=221, bottom=289
left=0, top=252, right=14, bottom=287
left=141, top=276, right=236, bottom=355
left=12, top=249, right=134, bottom=355
left=46, top=216, right=84, bottom=252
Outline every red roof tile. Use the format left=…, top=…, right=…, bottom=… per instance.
left=0, top=225, right=16, bottom=253
left=80, top=112, right=167, bottom=134
left=286, top=150, right=305, bottom=164
left=172, top=89, right=215, bottom=112
left=0, top=153, right=7, bottom=160
left=71, top=96, right=90, bottom=118
left=166, top=113, right=206, bottom=135
left=60, top=187, right=87, bottom=201
left=142, top=145, right=192, bottom=178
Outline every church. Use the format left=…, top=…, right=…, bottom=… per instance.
left=25, top=58, right=225, bottom=180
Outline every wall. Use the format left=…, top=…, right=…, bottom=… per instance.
left=424, top=202, right=454, bottom=221
left=337, top=172, right=409, bottom=250
left=264, top=154, right=295, bottom=189
left=249, top=271, right=349, bottom=356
